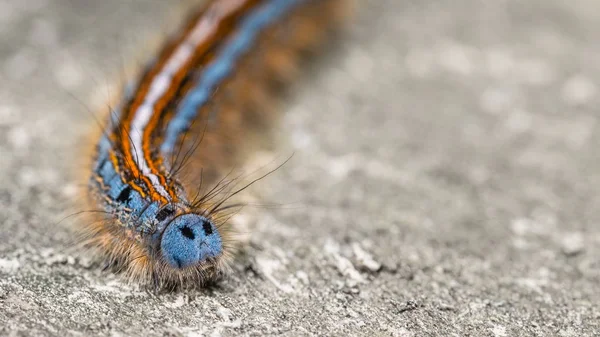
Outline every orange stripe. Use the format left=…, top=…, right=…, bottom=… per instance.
left=107, top=1, right=218, bottom=201
left=132, top=0, right=264, bottom=203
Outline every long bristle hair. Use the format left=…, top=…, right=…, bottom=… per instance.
left=73, top=0, right=352, bottom=289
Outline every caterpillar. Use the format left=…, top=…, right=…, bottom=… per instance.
left=81, top=0, right=349, bottom=288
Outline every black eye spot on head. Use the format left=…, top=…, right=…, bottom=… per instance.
left=180, top=225, right=195, bottom=240
left=116, top=186, right=131, bottom=203
left=202, top=221, right=213, bottom=235
left=156, top=207, right=174, bottom=222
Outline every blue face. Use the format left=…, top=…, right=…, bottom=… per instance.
left=160, top=214, right=222, bottom=269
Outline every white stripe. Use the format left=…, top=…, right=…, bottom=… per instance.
left=128, top=0, right=247, bottom=200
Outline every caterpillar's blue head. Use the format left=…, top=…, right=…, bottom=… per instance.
left=160, top=214, right=222, bottom=269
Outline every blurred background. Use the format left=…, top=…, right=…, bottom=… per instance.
left=0, top=0, right=599, bottom=335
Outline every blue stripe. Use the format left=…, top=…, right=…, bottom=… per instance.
left=89, top=0, right=303, bottom=239
left=92, top=148, right=178, bottom=235
left=160, top=0, right=301, bottom=154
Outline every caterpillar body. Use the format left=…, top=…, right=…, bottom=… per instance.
left=82, top=0, right=348, bottom=288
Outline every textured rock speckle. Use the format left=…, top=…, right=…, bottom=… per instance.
left=1, top=0, right=599, bottom=335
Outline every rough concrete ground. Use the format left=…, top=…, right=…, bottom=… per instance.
left=1, top=0, right=599, bottom=336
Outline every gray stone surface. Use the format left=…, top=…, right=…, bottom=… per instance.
left=1, top=0, right=599, bottom=335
